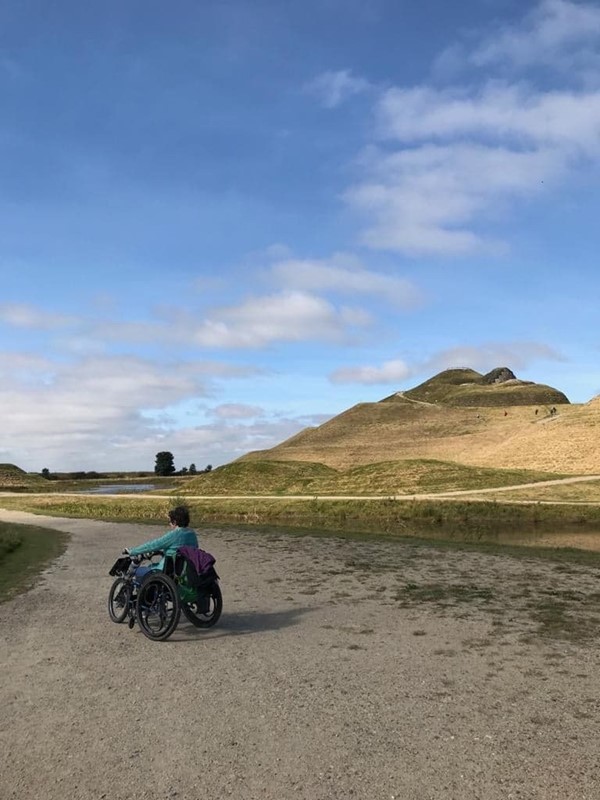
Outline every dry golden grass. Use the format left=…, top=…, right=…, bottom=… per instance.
left=243, top=396, right=600, bottom=475
left=458, top=478, right=600, bottom=504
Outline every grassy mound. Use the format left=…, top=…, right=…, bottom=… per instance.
left=179, top=460, right=338, bottom=495
left=175, top=458, right=564, bottom=496
left=0, top=464, right=49, bottom=492
left=0, top=521, right=69, bottom=602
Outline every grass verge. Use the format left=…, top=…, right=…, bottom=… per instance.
left=0, top=521, right=70, bottom=602
left=2, top=494, right=600, bottom=547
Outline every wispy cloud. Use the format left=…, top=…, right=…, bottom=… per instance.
left=343, top=1, right=600, bottom=256
left=0, top=348, right=332, bottom=470
left=0, top=288, right=375, bottom=352
left=376, top=84, right=600, bottom=150
left=209, top=403, right=265, bottom=420
left=190, top=290, right=370, bottom=348
left=270, top=254, right=423, bottom=309
left=0, top=303, right=77, bottom=329
left=330, top=358, right=411, bottom=385
left=329, top=341, right=564, bottom=385
left=0, top=351, right=273, bottom=470
left=305, top=69, right=371, bottom=108
left=423, top=342, right=566, bottom=373
left=472, top=0, right=600, bottom=71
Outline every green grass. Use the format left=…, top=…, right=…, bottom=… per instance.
left=317, top=459, right=566, bottom=495
left=3, top=493, right=600, bottom=551
left=0, top=521, right=70, bottom=602
left=176, top=458, right=565, bottom=497
left=178, top=459, right=338, bottom=495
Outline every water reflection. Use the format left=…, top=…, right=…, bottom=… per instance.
left=230, top=522, right=600, bottom=554
left=80, top=484, right=156, bottom=494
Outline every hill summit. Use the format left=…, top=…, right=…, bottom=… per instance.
left=392, top=366, right=569, bottom=407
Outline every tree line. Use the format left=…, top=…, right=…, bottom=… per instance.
left=39, top=452, right=213, bottom=479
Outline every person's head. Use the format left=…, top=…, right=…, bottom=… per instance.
left=168, top=505, right=190, bottom=528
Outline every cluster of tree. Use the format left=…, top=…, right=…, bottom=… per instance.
left=40, top=469, right=107, bottom=480
left=154, top=451, right=213, bottom=477
left=40, top=455, right=214, bottom=480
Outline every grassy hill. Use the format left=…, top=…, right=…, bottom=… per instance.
left=0, top=464, right=49, bottom=492
left=239, top=368, right=600, bottom=475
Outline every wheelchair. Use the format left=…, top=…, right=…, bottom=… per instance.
left=108, top=549, right=222, bottom=641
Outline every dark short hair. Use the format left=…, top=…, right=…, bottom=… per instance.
left=168, top=505, right=190, bottom=528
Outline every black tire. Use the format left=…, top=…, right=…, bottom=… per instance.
left=136, top=573, right=181, bottom=641
left=108, top=578, right=131, bottom=623
left=182, top=582, right=222, bottom=628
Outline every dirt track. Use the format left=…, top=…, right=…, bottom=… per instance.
left=2, top=509, right=600, bottom=800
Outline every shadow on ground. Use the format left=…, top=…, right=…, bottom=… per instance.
left=173, top=605, right=316, bottom=641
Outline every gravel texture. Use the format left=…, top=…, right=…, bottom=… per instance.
left=1, top=509, right=600, bottom=800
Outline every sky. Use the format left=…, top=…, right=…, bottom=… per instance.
left=1, top=0, right=600, bottom=473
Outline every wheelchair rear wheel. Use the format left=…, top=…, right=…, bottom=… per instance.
left=182, top=582, right=222, bottom=628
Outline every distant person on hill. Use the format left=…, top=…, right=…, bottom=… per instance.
left=123, top=505, right=198, bottom=575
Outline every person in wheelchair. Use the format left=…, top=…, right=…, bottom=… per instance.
left=124, top=505, right=198, bottom=579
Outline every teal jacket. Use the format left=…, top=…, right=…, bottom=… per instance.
left=129, top=526, right=198, bottom=570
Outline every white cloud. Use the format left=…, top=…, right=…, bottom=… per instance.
left=424, top=343, right=566, bottom=373
left=0, top=287, right=375, bottom=353
left=210, top=403, right=265, bottom=419
left=0, top=352, right=273, bottom=470
left=305, top=69, right=371, bottom=108
left=328, top=341, right=564, bottom=386
left=377, top=84, right=600, bottom=151
left=133, top=414, right=321, bottom=471
left=330, top=358, right=411, bottom=385
left=472, top=0, right=600, bottom=70
left=346, top=140, right=562, bottom=255
left=0, top=303, right=76, bottom=329
left=190, top=290, right=370, bottom=348
left=271, top=255, right=423, bottom=309
left=345, top=87, right=600, bottom=254
left=343, top=4, right=600, bottom=257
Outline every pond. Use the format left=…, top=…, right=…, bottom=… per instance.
left=80, top=484, right=156, bottom=494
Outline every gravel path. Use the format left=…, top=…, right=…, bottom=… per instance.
left=1, top=509, right=600, bottom=800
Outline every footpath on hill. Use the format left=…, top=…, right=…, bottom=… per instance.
left=2, top=507, right=600, bottom=800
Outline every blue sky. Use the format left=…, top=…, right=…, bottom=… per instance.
left=1, top=0, right=599, bottom=472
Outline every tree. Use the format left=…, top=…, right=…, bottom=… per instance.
left=41, top=468, right=50, bottom=479
left=188, top=463, right=197, bottom=475
left=154, top=451, right=175, bottom=476
left=205, top=464, right=213, bottom=472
